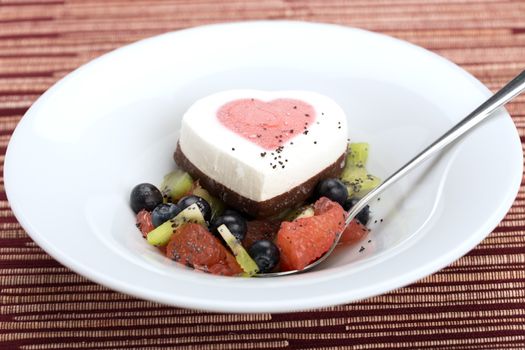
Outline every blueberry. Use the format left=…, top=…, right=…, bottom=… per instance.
left=343, top=198, right=370, bottom=225
left=342, top=198, right=357, bottom=211
left=151, top=203, right=181, bottom=227
left=222, top=209, right=242, bottom=217
left=210, top=213, right=247, bottom=241
left=177, top=195, right=212, bottom=222
left=130, top=183, right=163, bottom=213
left=248, top=240, right=280, bottom=273
left=315, top=178, right=348, bottom=206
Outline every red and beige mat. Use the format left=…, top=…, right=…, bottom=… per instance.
left=1, top=0, right=524, bottom=349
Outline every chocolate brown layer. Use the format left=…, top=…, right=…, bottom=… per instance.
left=174, top=143, right=345, bottom=218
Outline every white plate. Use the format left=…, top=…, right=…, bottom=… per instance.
left=5, top=21, right=522, bottom=313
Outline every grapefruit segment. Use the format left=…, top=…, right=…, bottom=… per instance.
left=276, top=197, right=346, bottom=271
left=136, top=210, right=154, bottom=238
left=340, top=219, right=370, bottom=245
left=166, top=223, right=242, bottom=276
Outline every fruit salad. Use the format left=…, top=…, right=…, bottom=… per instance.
left=130, top=143, right=380, bottom=276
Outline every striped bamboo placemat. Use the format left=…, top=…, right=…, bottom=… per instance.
left=1, top=0, right=524, bottom=349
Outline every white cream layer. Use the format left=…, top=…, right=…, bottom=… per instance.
left=179, top=90, right=348, bottom=202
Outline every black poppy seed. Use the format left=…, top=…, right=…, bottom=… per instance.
left=260, top=152, right=266, bottom=157
left=285, top=159, right=288, bottom=162
left=278, top=161, right=283, bottom=165
left=368, top=240, right=372, bottom=243
left=321, top=112, right=325, bottom=115
left=305, top=113, right=310, bottom=117
left=359, top=246, right=365, bottom=252
left=293, top=106, right=297, bottom=109
left=380, top=219, right=383, bottom=222
left=282, top=165, right=285, bottom=169
left=314, top=141, right=317, bottom=144
left=231, top=147, right=235, bottom=151
left=272, top=165, right=277, bottom=169
left=290, top=142, right=294, bottom=145
left=290, top=129, right=294, bottom=133
left=374, top=220, right=377, bottom=224
left=338, top=126, right=341, bottom=129
left=274, top=157, right=277, bottom=160
left=377, top=197, right=381, bottom=201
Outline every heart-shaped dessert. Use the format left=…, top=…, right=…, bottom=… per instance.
left=175, top=90, right=348, bottom=218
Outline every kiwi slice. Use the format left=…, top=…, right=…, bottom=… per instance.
left=284, top=205, right=315, bottom=221
left=341, top=164, right=367, bottom=184
left=160, top=169, right=193, bottom=202
left=341, top=143, right=381, bottom=199
left=217, top=224, right=259, bottom=276
left=147, top=203, right=205, bottom=246
left=342, top=169, right=381, bottom=198
left=347, top=142, right=369, bottom=168
left=191, top=184, right=225, bottom=220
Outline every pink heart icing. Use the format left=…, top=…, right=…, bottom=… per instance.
left=217, top=98, right=316, bottom=150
